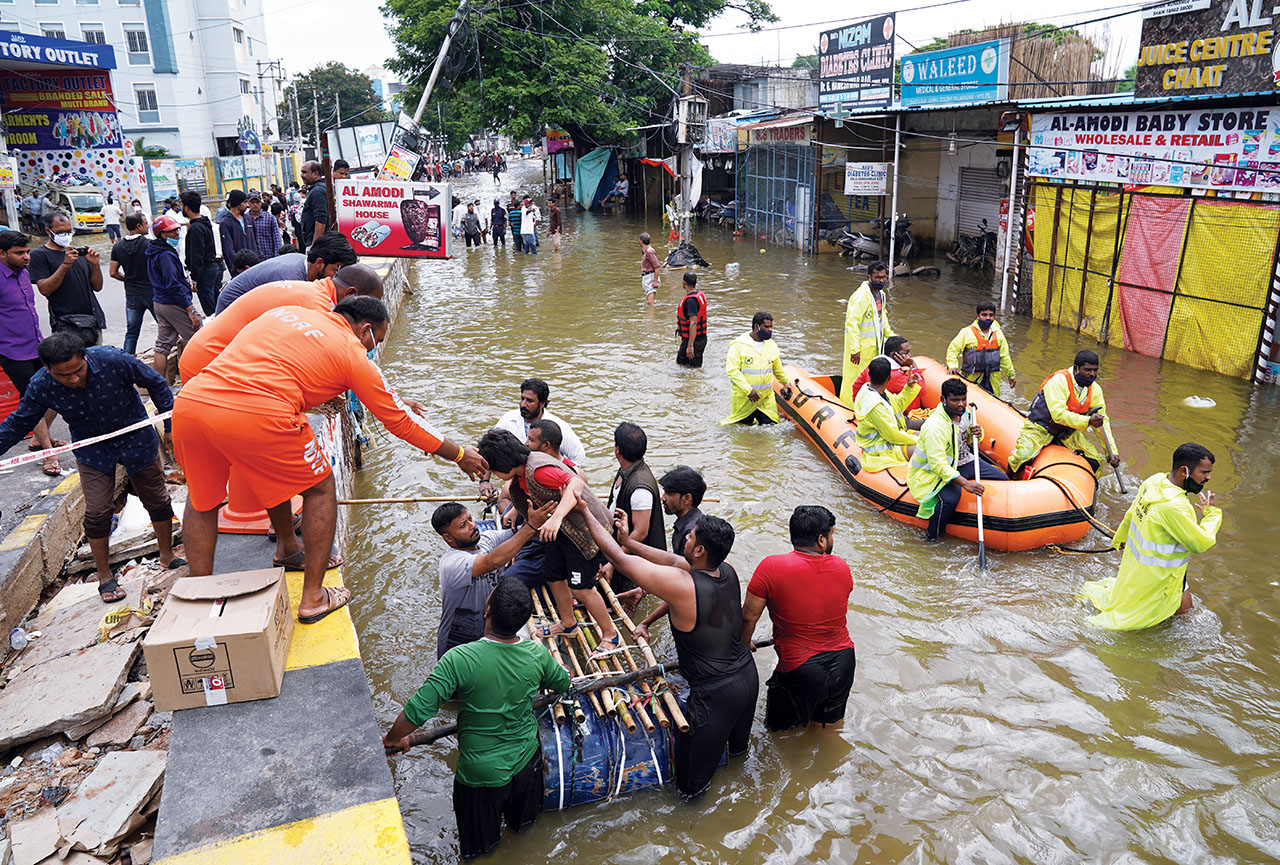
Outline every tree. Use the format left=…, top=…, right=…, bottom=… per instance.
left=792, top=49, right=817, bottom=70
left=382, top=0, right=777, bottom=151
left=1115, top=62, right=1137, bottom=93
left=277, top=62, right=390, bottom=142
left=132, top=137, right=171, bottom=158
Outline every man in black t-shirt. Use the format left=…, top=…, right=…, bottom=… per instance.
left=28, top=211, right=105, bottom=347
left=298, top=160, right=328, bottom=252
left=109, top=213, right=155, bottom=356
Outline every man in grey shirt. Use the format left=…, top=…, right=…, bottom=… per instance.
left=430, top=500, right=554, bottom=659
left=213, top=232, right=357, bottom=313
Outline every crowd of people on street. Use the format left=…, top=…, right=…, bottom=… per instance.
left=453, top=189, right=563, bottom=254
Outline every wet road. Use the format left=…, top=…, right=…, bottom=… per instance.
left=346, top=160, right=1280, bottom=863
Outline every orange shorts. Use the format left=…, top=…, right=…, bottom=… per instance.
left=173, top=394, right=331, bottom=512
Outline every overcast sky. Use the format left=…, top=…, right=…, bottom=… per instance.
left=262, top=0, right=1144, bottom=84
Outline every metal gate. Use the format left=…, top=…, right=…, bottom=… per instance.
left=957, top=166, right=1003, bottom=240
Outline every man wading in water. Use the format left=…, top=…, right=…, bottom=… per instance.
left=576, top=493, right=757, bottom=799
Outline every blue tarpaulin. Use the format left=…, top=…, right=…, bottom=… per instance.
left=574, top=148, right=617, bottom=210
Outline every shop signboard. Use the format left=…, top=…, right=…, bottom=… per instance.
left=0, top=156, right=17, bottom=190
left=1028, top=106, right=1280, bottom=192
left=818, top=14, right=895, bottom=109
left=545, top=128, right=573, bottom=154
left=148, top=160, right=178, bottom=201
left=0, top=32, right=115, bottom=69
left=703, top=117, right=741, bottom=153
left=335, top=178, right=451, bottom=259
left=900, top=38, right=1010, bottom=107
left=356, top=125, right=386, bottom=167
left=1135, top=0, right=1280, bottom=97
left=0, top=71, right=120, bottom=149
left=844, top=161, right=889, bottom=195
left=748, top=120, right=813, bottom=146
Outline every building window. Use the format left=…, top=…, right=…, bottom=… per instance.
left=76, top=0, right=100, bottom=5
left=81, top=24, right=106, bottom=44
left=134, top=85, right=158, bottom=123
left=124, top=25, right=149, bottom=65
left=239, top=79, right=250, bottom=95
left=118, top=0, right=140, bottom=5
left=40, top=24, right=65, bottom=39
left=34, top=0, right=57, bottom=6
left=232, top=27, right=243, bottom=44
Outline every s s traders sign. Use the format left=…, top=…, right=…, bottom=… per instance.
left=900, top=39, right=1010, bottom=107
left=818, top=14, right=895, bottom=109
left=335, top=179, right=452, bottom=259
left=1135, top=0, right=1279, bottom=96
left=1028, top=107, right=1280, bottom=192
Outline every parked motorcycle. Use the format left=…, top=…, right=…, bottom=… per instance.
left=948, top=219, right=998, bottom=271
left=838, top=216, right=939, bottom=277
left=704, top=199, right=737, bottom=227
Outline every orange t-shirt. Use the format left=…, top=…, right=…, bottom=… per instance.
left=180, top=305, right=445, bottom=454
left=179, top=278, right=338, bottom=381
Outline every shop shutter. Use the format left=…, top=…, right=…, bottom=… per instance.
left=957, top=166, right=1003, bottom=239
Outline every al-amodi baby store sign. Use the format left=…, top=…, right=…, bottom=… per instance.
left=335, top=179, right=452, bottom=259
left=1028, top=106, right=1280, bottom=192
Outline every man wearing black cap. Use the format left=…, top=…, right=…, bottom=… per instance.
left=218, top=190, right=256, bottom=275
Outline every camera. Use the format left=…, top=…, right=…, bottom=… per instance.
left=74, top=246, right=91, bottom=257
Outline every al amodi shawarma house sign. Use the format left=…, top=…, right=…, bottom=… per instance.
left=1136, top=0, right=1280, bottom=96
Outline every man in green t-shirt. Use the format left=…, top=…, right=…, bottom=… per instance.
left=384, top=577, right=570, bottom=859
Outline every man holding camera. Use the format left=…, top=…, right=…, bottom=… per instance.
left=28, top=211, right=105, bottom=347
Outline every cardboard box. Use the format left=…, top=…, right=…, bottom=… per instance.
left=144, top=568, right=294, bottom=712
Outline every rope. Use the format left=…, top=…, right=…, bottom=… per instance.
left=1050, top=544, right=1117, bottom=555
left=1028, top=460, right=1117, bottom=538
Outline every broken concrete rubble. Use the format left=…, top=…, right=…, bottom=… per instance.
left=56, top=751, right=165, bottom=859
left=0, top=642, right=138, bottom=751
left=85, top=702, right=150, bottom=751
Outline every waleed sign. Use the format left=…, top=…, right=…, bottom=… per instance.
left=818, top=14, right=895, bottom=109
left=1135, top=0, right=1280, bottom=97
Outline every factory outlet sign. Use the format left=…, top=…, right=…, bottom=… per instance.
left=1136, top=0, right=1280, bottom=96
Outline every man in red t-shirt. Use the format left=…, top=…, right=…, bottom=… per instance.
left=846, top=335, right=924, bottom=415
left=742, top=505, right=855, bottom=731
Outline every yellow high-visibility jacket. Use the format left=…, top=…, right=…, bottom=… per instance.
left=1010, top=370, right=1117, bottom=474
left=945, top=320, right=1016, bottom=398
left=723, top=330, right=787, bottom=424
left=853, top=381, right=920, bottom=472
left=1080, top=473, right=1221, bottom=630
left=906, top=405, right=962, bottom=519
left=840, top=282, right=894, bottom=404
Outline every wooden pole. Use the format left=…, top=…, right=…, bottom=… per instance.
left=339, top=495, right=721, bottom=505
left=585, top=603, right=668, bottom=730
left=570, top=600, right=648, bottom=733
left=531, top=588, right=607, bottom=719
left=599, top=580, right=689, bottom=733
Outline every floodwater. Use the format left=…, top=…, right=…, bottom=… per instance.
left=345, top=160, right=1280, bottom=864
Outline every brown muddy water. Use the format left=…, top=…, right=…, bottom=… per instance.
left=345, top=161, right=1280, bottom=863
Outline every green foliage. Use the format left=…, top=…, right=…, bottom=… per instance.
left=792, top=49, right=817, bottom=69
left=382, top=0, right=776, bottom=150
left=1115, top=62, right=1137, bottom=93
left=277, top=62, right=391, bottom=142
left=132, top=137, right=171, bottom=158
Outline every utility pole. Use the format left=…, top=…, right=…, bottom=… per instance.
left=257, top=59, right=285, bottom=189
left=290, top=85, right=302, bottom=153
left=679, top=63, right=692, bottom=247
left=412, top=0, right=469, bottom=124
left=312, top=90, right=321, bottom=159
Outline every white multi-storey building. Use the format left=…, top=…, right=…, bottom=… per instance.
left=0, top=0, right=280, bottom=158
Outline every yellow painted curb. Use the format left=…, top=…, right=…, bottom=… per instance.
left=284, top=567, right=361, bottom=671
left=154, top=796, right=410, bottom=865
left=0, top=514, right=46, bottom=552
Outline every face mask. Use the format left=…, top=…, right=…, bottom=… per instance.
left=1180, top=472, right=1205, bottom=494
left=165, top=237, right=179, bottom=249
left=757, top=329, right=773, bottom=341
left=978, top=318, right=993, bottom=331
left=1074, top=370, right=1096, bottom=388
left=944, top=402, right=966, bottom=418
left=870, top=278, right=886, bottom=290
left=51, top=232, right=72, bottom=248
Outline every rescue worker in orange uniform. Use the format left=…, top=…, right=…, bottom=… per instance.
left=1009, top=349, right=1119, bottom=477
left=945, top=300, right=1016, bottom=398
left=173, top=297, right=487, bottom=624
left=676, top=271, right=707, bottom=367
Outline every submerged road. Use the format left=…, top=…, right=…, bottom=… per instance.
left=347, top=160, right=1280, bottom=863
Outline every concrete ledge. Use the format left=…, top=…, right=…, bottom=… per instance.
left=0, top=471, right=84, bottom=636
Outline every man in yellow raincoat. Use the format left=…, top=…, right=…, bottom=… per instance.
left=1080, top=443, right=1221, bottom=630
left=945, top=301, right=1016, bottom=398
left=853, top=356, right=922, bottom=472
left=907, top=378, right=1006, bottom=540
left=1009, top=350, right=1119, bottom=476
left=723, top=311, right=791, bottom=425
left=840, top=262, right=894, bottom=405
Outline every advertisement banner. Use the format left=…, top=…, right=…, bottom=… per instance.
left=148, top=160, right=178, bottom=201
left=748, top=121, right=813, bottom=146
left=0, top=156, right=17, bottom=190
left=818, top=14, right=895, bottom=109
left=380, top=144, right=420, bottom=182
left=1028, top=106, right=1280, bottom=192
left=545, top=128, right=573, bottom=154
left=900, top=39, right=1010, bottom=107
left=335, top=179, right=451, bottom=259
left=703, top=117, right=741, bottom=153
left=356, top=125, right=385, bottom=167
left=217, top=155, right=265, bottom=182
left=844, top=161, right=890, bottom=195
left=0, top=71, right=120, bottom=150
left=1135, top=0, right=1280, bottom=97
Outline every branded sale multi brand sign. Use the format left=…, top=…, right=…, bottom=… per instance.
left=1028, top=106, right=1280, bottom=192
left=0, top=72, right=120, bottom=150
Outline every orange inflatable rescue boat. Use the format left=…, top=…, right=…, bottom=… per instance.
left=774, top=357, right=1098, bottom=551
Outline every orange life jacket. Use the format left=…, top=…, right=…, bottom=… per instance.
left=961, top=324, right=1002, bottom=375
left=676, top=290, right=707, bottom=339
left=1028, top=368, right=1092, bottom=436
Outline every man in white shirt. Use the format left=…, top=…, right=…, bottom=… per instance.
left=520, top=197, right=540, bottom=254
left=100, top=196, right=122, bottom=241
left=479, top=376, right=584, bottom=498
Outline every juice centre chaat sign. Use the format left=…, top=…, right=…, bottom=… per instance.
left=335, top=179, right=452, bottom=259
left=1029, top=106, right=1280, bottom=192
left=1136, top=0, right=1280, bottom=96
left=818, top=14, right=895, bottom=109
left=0, top=72, right=120, bottom=149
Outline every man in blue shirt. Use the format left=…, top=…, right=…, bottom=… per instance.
left=247, top=192, right=280, bottom=259
left=213, top=232, right=357, bottom=313
left=0, top=335, right=184, bottom=601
